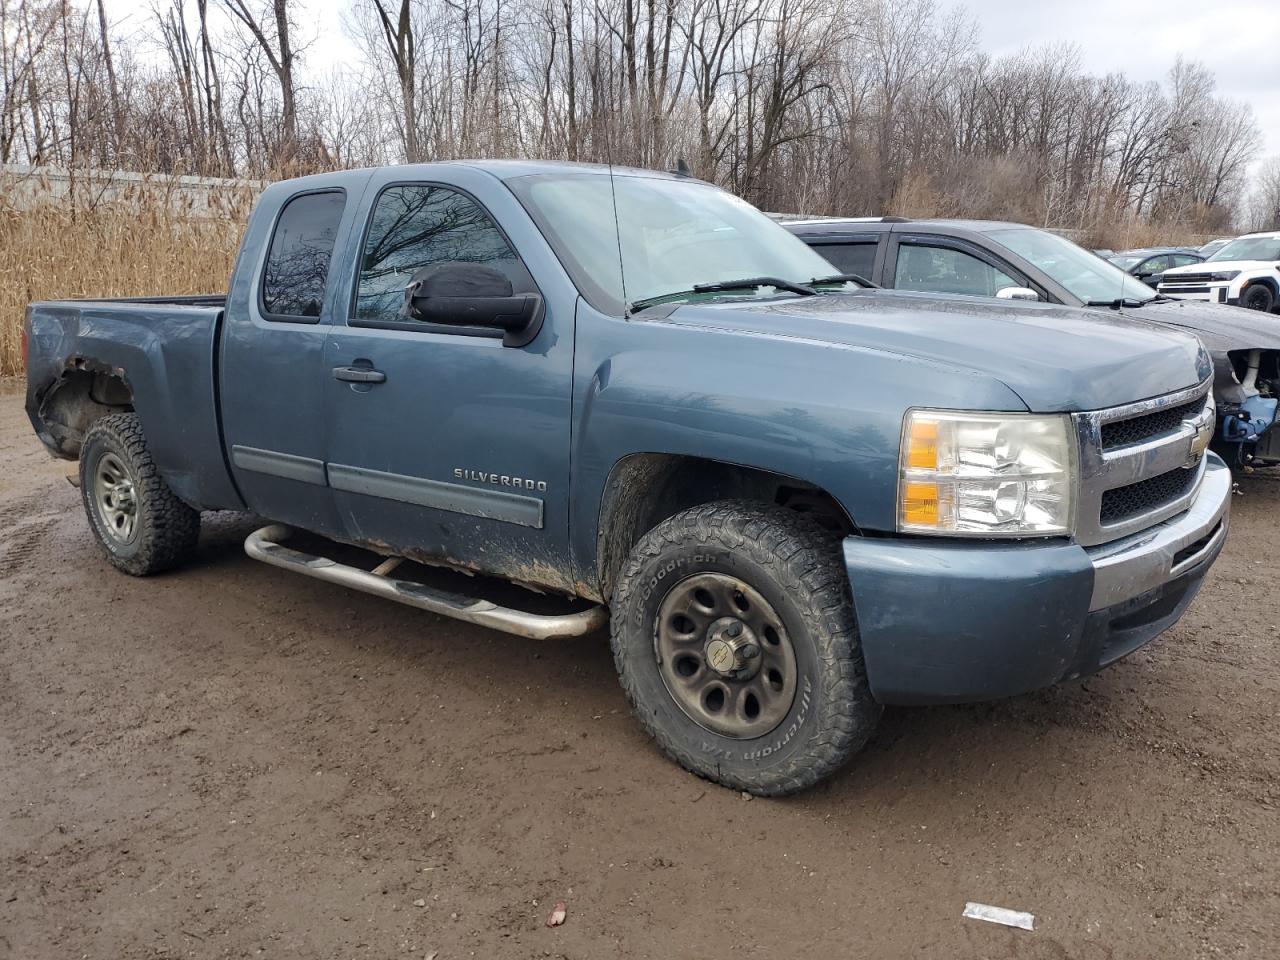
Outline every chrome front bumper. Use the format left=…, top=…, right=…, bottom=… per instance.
left=1086, top=453, right=1231, bottom=611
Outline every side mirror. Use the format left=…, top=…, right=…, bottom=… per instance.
left=996, top=286, right=1040, bottom=302
left=402, top=262, right=544, bottom=347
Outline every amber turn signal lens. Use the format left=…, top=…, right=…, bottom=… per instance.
left=906, top=419, right=938, bottom=470
left=901, top=481, right=939, bottom=527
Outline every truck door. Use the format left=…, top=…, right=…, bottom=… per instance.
left=219, top=185, right=356, bottom=536
left=322, top=173, right=576, bottom=592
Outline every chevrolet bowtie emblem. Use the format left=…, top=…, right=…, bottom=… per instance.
left=1185, top=409, right=1213, bottom=468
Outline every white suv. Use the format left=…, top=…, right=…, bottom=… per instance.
left=1159, top=232, right=1280, bottom=313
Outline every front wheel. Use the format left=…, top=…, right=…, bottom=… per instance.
left=80, top=413, right=200, bottom=575
left=1242, top=284, right=1274, bottom=313
left=610, top=501, right=880, bottom=796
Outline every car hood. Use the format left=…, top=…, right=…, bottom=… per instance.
left=650, top=289, right=1208, bottom=412
left=1164, top=259, right=1279, bottom=275
left=1116, top=298, right=1280, bottom=354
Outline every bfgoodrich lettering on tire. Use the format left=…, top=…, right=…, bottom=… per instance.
left=79, top=413, right=200, bottom=576
left=610, top=500, right=880, bottom=795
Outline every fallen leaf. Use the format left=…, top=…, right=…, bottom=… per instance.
left=546, top=901, right=567, bottom=927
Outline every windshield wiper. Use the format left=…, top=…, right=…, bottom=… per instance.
left=1085, top=297, right=1151, bottom=309
left=629, top=276, right=816, bottom=313
left=809, top=272, right=878, bottom=288
left=692, top=276, right=818, bottom=296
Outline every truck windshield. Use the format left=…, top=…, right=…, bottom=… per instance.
left=508, top=172, right=835, bottom=315
left=986, top=227, right=1157, bottom=304
left=1206, top=236, right=1280, bottom=262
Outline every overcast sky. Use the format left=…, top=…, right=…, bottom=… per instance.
left=965, top=0, right=1279, bottom=166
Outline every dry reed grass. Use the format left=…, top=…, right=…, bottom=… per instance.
left=0, top=175, right=252, bottom=377
left=1088, top=219, right=1217, bottom=252
left=888, top=170, right=1220, bottom=251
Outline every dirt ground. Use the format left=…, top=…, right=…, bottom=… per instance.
left=1, top=382, right=1278, bottom=960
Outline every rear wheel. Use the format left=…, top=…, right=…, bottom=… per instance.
left=1242, top=284, right=1274, bottom=313
left=610, top=500, right=880, bottom=795
left=80, top=413, right=200, bottom=575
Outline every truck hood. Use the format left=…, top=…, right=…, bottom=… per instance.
left=1113, top=298, right=1280, bottom=354
left=1163, top=260, right=1280, bottom=276
left=650, top=289, right=1208, bottom=412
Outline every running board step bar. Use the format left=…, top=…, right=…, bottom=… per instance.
left=244, top=524, right=608, bottom=640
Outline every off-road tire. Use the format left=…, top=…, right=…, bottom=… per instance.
left=1242, top=284, right=1274, bottom=313
left=610, top=500, right=880, bottom=796
left=79, top=413, right=200, bottom=575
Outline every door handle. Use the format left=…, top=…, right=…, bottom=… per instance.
left=332, top=365, right=386, bottom=384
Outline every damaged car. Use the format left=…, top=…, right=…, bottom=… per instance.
left=785, top=216, right=1280, bottom=467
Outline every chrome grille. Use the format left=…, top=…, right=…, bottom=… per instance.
left=1099, top=467, right=1200, bottom=525
left=1100, top=395, right=1207, bottom=449
left=1073, top=379, right=1213, bottom=546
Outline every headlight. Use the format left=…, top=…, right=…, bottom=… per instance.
left=898, top=410, right=1075, bottom=536
left=1210, top=270, right=1241, bottom=282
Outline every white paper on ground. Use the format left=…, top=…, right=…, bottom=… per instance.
left=962, top=902, right=1035, bottom=931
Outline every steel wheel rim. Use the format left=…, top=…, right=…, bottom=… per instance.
left=655, top=572, right=798, bottom=739
left=92, top=452, right=139, bottom=546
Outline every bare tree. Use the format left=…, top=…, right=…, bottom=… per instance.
left=220, top=0, right=298, bottom=164
left=371, top=0, right=419, bottom=161
left=1247, top=156, right=1280, bottom=232
left=1, top=0, right=1265, bottom=238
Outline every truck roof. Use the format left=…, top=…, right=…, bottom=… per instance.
left=454, top=159, right=694, bottom=182
left=783, top=216, right=1034, bottom=233
left=260, top=159, right=699, bottom=195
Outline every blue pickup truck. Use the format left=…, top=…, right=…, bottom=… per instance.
left=24, top=161, right=1231, bottom=795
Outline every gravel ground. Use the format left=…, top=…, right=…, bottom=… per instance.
left=2, top=382, right=1278, bottom=959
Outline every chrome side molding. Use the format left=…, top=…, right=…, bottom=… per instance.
left=243, top=524, right=608, bottom=640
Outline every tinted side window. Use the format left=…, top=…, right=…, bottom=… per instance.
left=356, top=184, right=529, bottom=322
left=894, top=243, right=1016, bottom=298
left=810, top=241, right=877, bottom=279
left=1171, top=254, right=1200, bottom=267
left=262, top=191, right=345, bottom=318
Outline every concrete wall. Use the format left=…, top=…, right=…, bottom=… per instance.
left=1, top=164, right=261, bottom=218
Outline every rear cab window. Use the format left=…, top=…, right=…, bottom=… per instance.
left=261, top=190, right=346, bottom=321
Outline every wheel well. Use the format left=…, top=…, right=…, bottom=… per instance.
left=594, top=453, right=855, bottom=601
left=36, top=366, right=134, bottom=459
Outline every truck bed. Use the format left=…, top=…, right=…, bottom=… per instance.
left=76, top=294, right=227, bottom=307
left=24, top=296, right=243, bottom=512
